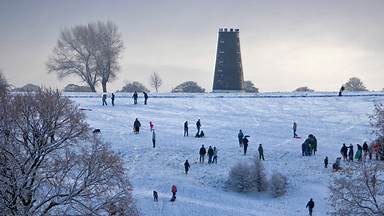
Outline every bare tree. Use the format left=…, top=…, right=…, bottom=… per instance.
left=251, top=157, right=269, bottom=192
left=47, top=25, right=98, bottom=92
left=225, top=162, right=254, bottom=192
left=344, top=77, right=368, bottom=91
left=329, top=163, right=384, bottom=215
left=0, top=89, right=137, bottom=215
left=370, top=103, right=384, bottom=138
left=92, top=21, right=124, bottom=92
left=0, top=70, right=10, bottom=95
left=150, top=72, right=162, bottom=93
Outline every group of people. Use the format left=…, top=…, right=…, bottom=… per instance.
left=132, top=91, right=148, bottom=105
left=340, top=142, right=373, bottom=162
left=153, top=184, right=178, bottom=203
left=199, top=145, right=218, bottom=164
left=102, top=93, right=115, bottom=106
left=301, top=134, right=317, bottom=156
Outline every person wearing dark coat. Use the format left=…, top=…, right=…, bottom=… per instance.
left=133, top=91, right=138, bottom=104
left=184, top=121, right=188, bottom=137
left=133, top=118, right=141, bottom=134
left=111, top=93, right=115, bottom=106
left=339, top=85, right=345, bottom=96
left=363, top=142, right=369, bottom=158
left=243, top=136, right=249, bottom=155
left=340, top=143, right=348, bottom=161
left=207, top=146, right=214, bottom=164
left=293, top=122, right=298, bottom=138
left=196, top=119, right=201, bottom=133
left=306, top=198, right=315, bottom=216
left=312, top=136, right=317, bottom=155
left=143, top=92, right=148, bottom=105
left=238, top=130, right=244, bottom=147
left=102, top=94, right=108, bottom=106
left=152, top=130, right=156, bottom=148
left=348, top=144, right=354, bottom=162
left=213, top=147, right=218, bottom=164
left=258, top=144, right=264, bottom=160
left=184, top=160, right=190, bottom=174
left=324, top=156, right=328, bottom=168
left=199, top=145, right=206, bottom=163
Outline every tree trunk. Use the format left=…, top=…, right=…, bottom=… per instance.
left=102, top=81, right=107, bottom=93
left=89, top=84, right=96, bottom=92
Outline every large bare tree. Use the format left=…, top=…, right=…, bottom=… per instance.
left=329, top=163, right=384, bottom=215
left=47, top=21, right=124, bottom=92
left=0, top=89, right=137, bottom=215
left=92, top=21, right=124, bottom=93
left=150, top=72, right=162, bottom=93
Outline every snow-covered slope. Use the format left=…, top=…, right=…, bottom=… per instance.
left=71, top=94, right=384, bottom=216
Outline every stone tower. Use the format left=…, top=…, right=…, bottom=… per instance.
left=212, top=28, right=244, bottom=92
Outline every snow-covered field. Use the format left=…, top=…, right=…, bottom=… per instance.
left=71, top=94, right=384, bottom=216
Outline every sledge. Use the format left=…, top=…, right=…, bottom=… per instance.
left=170, top=196, right=176, bottom=202
left=79, top=108, right=92, bottom=111
left=293, top=136, right=301, bottom=139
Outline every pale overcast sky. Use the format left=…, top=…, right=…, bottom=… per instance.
left=1, top=0, right=383, bottom=92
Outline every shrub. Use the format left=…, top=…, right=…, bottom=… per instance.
left=270, top=172, right=288, bottom=197
left=119, top=81, right=150, bottom=92
left=243, top=80, right=259, bottom=93
left=172, top=81, right=205, bottom=93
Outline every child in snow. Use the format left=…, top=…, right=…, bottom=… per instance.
left=149, top=121, right=154, bottom=131
left=170, top=185, right=177, bottom=202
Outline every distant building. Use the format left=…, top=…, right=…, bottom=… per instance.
left=212, top=28, right=244, bottom=92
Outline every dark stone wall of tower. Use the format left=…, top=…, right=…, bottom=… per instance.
left=212, top=28, right=244, bottom=91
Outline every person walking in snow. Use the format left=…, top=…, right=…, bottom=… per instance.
left=348, top=144, right=354, bottom=162
left=143, top=91, right=148, bottom=105
left=111, top=93, right=115, bottom=106
left=133, top=118, right=141, bottom=134
left=238, top=129, right=244, bottom=147
left=312, top=135, right=317, bottom=155
left=152, top=130, right=156, bottom=148
left=339, top=85, right=345, bottom=96
left=132, top=91, right=138, bottom=104
left=258, top=144, right=265, bottom=160
left=199, top=145, right=206, bottom=163
left=340, top=143, right=348, bottom=161
left=293, top=122, right=298, bottom=138
left=184, top=160, right=190, bottom=174
left=196, top=119, right=201, bottom=133
left=170, top=185, right=177, bottom=202
left=102, top=94, right=108, bottom=106
left=213, top=147, right=218, bottom=164
left=149, top=121, right=154, bottom=131
left=184, top=121, right=188, bottom=137
left=243, top=136, right=249, bottom=155
left=306, top=198, right=315, bottom=216
left=207, top=146, right=214, bottom=164
left=153, top=191, right=158, bottom=202
left=324, top=156, right=328, bottom=168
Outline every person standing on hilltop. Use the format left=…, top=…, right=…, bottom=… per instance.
left=133, top=91, right=138, bottom=104
left=143, top=91, right=148, bottom=105
left=196, top=119, right=201, bottom=134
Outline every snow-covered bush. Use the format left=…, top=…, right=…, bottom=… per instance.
left=294, top=86, right=314, bottom=92
left=226, top=157, right=268, bottom=193
left=251, top=157, right=269, bottom=192
left=226, top=162, right=254, bottom=192
left=270, top=172, right=288, bottom=197
left=12, top=83, right=41, bottom=92
left=63, top=84, right=93, bottom=92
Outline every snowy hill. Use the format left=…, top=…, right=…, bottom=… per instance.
left=71, top=93, right=384, bottom=216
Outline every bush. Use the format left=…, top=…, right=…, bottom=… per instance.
left=251, top=158, right=269, bottom=192
left=226, top=162, right=254, bottom=192
left=270, top=172, right=288, bottom=197
left=12, top=83, right=41, bottom=92
left=226, top=158, right=268, bottom=192
left=243, top=80, right=259, bottom=93
left=63, top=84, right=93, bottom=92
left=294, top=86, right=314, bottom=92
left=119, top=81, right=150, bottom=92
left=172, top=81, right=205, bottom=93
left=343, top=77, right=368, bottom=91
